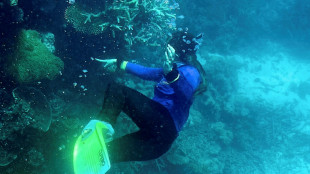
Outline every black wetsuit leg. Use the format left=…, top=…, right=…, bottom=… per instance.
left=98, top=83, right=178, bottom=163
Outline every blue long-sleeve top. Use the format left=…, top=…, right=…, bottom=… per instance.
left=125, top=62, right=201, bottom=132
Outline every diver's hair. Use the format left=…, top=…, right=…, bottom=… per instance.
left=185, top=55, right=207, bottom=96
left=169, top=31, right=207, bottom=95
left=168, top=31, right=198, bottom=60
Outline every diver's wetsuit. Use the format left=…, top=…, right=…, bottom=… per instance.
left=99, top=62, right=200, bottom=163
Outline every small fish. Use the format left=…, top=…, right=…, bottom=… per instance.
left=80, top=85, right=85, bottom=89
left=37, top=81, right=41, bottom=84
left=84, top=75, right=87, bottom=77
left=90, top=57, right=95, bottom=61
left=82, top=69, right=88, bottom=73
left=194, top=45, right=200, bottom=51
left=73, top=82, right=77, bottom=87
left=59, top=71, right=62, bottom=75
left=79, top=75, right=83, bottom=78
left=196, top=33, right=204, bottom=39
left=58, top=144, right=65, bottom=151
left=68, top=0, right=75, bottom=4
left=177, top=15, right=184, bottom=19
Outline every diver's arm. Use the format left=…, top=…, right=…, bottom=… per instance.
left=122, top=44, right=177, bottom=82
left=95, top=58, right=164, bottom=81
left=120, top=61, right=164, bottom=82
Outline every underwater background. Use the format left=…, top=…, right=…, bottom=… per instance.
left=1, top=0, right=310, bottom=173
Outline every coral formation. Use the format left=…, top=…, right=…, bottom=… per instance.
left=211, top=122, right=234, bottom=145
left=0, top=86, right=51, bottom=166
left=41, top=32, right=56, bottom=53
left=7, top=29, right=64, bottom=84
left=0, top=87, right=51, bottom=140
left=26, top=148, right=45, bottom=167
left=65, top=0, right=178, bottom=49
left=0, top=146, right=17, bottom=167
left=166, top=128, right=224, bottom=173
left=12, top=86, right=52, bottom=132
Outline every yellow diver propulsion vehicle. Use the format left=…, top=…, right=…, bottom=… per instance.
left=73, top=120, right=111, bottom=174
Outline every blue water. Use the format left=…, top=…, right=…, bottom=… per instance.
left=0, top=0, right=310, bottom=173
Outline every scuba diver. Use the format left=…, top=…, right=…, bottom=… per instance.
left=73, top=31, right=207, bottom=174
left=99, top=31, right=207, bottom=162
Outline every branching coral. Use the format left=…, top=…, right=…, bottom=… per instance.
left=65, top=0, right=178, bottom=49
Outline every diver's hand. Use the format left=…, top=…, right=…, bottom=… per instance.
left=163, top=44, right=176, bottom=74
left=95, top=58, right=117, bottom=72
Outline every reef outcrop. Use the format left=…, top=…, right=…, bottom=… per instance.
left=6, top=29, right=64, bottom=84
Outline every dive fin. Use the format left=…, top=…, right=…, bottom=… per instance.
left=73, top=120, right=111, bottom=174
